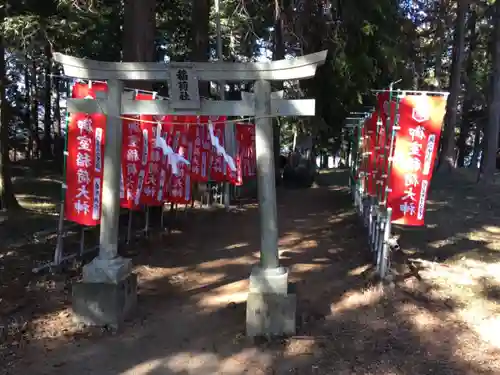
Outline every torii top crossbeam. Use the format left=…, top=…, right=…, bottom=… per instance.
left=53, top=51, right=328, bottom=82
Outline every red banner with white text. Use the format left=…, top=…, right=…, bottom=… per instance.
left=366, top=113, right=377, bottom=197
left=168, top=118, right=192, bottom=204
left=188, top=116, right=211, bottom=182
left=156, top=116, right=174, bottom=203
left=209, top=116, right=227, bottom=182
left=235, top=123, right=256, bottom=184
left=65, top=82, right=107, bottom=226
left=135, top=93, right=164, bottom=206
left=65, top=83, right=245, bottom=221
left=376, top=92, right=399, bottom=200
left=121, top=115, right=142, bottom=210
left=386, top=95, right=446, bottom=226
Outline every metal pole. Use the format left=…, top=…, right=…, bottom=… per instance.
left=79, top=227, right=85, bottom=256
left=254, top=80, right=279, bottom=269
left=126, top=210, right=133, bottom=244
left=54, top=203, right=65, bottom=266
left=144, top=206, right=150, bottom=238
left=379, top=208, right=392, bottom=278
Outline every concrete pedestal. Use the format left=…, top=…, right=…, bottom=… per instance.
left=246, top=266, right=296, bottom=337
left=72, top=257, right=137, bottom=328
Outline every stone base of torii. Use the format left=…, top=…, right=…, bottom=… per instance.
left=54, top=51, right=327, bottom=336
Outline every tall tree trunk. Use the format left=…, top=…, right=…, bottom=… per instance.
left=54, top=71, right=61, bottom=136
left=413, top=57, right=421, bottom=90
left=470, top=123, right=482, bottom=168
left=30, top=60, right=41, bottom=159
left=272, top=0, right=285, bottom=184
left=438, top=0, right=468, bottom=171
left=41, top=44, right=53, bottom=159
left=24, top=58, right=31, bottom=159
left=457, top=5, right=477, bottom=167
left=53, top=71, right=64, bottom=171
left=481, top=0, right=500, bottom=182
left=122, top=0, right=161, bottom=216
left=190, top=0, right=210, bottom=98
left=0, top=17, right=20, bottom=210
left=122, top=0, right=156, bottom=90
left=434, top=0, right=447, bottom=87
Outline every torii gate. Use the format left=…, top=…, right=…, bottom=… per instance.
left=54, top=51, right=327, bottom=336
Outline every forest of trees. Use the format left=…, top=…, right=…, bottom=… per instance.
left=1, top=0, right=500, bottom=210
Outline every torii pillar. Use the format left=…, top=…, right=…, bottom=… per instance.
left=54, top=51, right=327, bottom=334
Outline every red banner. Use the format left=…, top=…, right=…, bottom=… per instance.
left=366, top=113, right=377, bottom=196
left=209, top=116, right=227, bottom=182
left=188, top=116, right=211, bottom=182
left=66, top=82, right=243, bottom=221
left=134, top=93, right=163, bottom=206
left=65, top=82, right=107, bottom=226
left=121, top=115, right=142, bottom=210
left=374, top=108, right=386, bottom=199
left=387, top=95, right=446, bottom=226
left=376, top=92, right=398, bottom=200
left=235, top=123, right=256, bottom=184
left=359, top=119, right=369, bottom=192
left=157, top=116, right=174, bottom=202
left=168, top=118, right=192, bottom=204
left=199, top=117, right=213, bottom=181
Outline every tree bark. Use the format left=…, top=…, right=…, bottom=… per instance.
left=30, top=60, right=41, bottom=159
left=457, top=4, right=477, bottom=167
left=53, top=70, right=64, bottom=171
left=53, top=67, right=61, bottom=136
left=272, top=0, right=285, bottom=184
left=470, top=123, right=482, bottom=168
left=433, top=0, right=447, bottom=87
left=481, top=0, right=500, bottom=181
left=190, top=0, right=210, bottom=98
left=23, top=57, right=31, bottom=160
left=0, top=16, right=20, bottom=210
left=41, top=43, right=53, bottom=159
left=438, top=0, right=468, bottom=172
left=122, top=0, right=156, bottom=90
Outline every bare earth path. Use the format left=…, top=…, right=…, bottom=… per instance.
left=6, top=170, right=500, bottom=374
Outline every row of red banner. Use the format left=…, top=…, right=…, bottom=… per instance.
left=355, top=92, right=446, bottom=226
left=65, top=82, right=257, bottom=226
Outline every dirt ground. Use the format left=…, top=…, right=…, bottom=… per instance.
left=2, top=167, right=500, bottom=374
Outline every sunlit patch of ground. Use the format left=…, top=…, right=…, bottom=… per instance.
left=415, top=257, right=500, bottom=347
left=330, top=284, right=385, bottom=315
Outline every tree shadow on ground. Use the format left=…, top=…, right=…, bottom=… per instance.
left=4, top=169, right=500, bottom=374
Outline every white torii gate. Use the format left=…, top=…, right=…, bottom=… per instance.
left=54, top=51, right=327, bottom=335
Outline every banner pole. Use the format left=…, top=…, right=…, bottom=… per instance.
left=126, top=210, right=133, bottom=244
left=144, top=206, right=150, bottom=238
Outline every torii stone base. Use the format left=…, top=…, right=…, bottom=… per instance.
left=72, top=258, right=137, bottom=329
left=246, top=266, right=296, bottom=337
left=72, top=275, right=137, bottom=329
